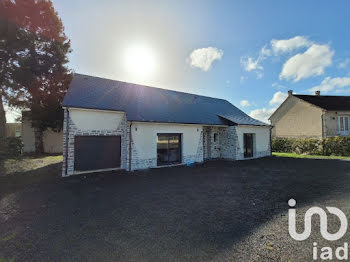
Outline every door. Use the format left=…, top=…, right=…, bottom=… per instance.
left=244, top=133, right=254, bottom=158
left=157, top=134, right=181, bottom=166
left=74, top=136, right=121, bottom=171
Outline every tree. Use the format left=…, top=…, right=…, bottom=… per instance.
left=0, top=0, right=72, bottom=153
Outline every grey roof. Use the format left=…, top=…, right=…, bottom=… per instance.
left=294, top=94, right=350, bottom=111
left=62, top=74, right=267, bottom=126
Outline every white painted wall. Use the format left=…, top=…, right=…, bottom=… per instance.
left=131, top=122, right=203, bottom=165
left=235, top=125, right=271, bottom=159
left=22, top=117, right=35, bottom=153
left=43, top=129, right=63, bottom=153
left=69, top=108, right=124, bottom=131
left=22, top=118, right=63, bottom=153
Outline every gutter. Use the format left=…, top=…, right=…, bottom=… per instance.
left=321, top=112, right=324, bottom=138
left=65, top=108, right=70, bottom=176
left=269, top=125, right=273, bottom=156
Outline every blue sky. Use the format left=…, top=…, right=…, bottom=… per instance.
left=7, top=0, right=350, bottom=122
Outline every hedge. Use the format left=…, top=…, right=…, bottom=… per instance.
left=0, top=137, right=23, bottom=159
left=272, top=136, right=350, bottom=156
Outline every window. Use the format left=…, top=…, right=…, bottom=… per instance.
left=213, top=133, right=218, bottom=142
left=157, top=134, right=181, bottom=166
left=338, top=116, right=350, bottom=132
left=15, top=130, right=21, bottom=137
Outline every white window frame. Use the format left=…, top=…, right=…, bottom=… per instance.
left=338, top=116, right=350, bottom=135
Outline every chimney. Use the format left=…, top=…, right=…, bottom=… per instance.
left=288, top=90, right=293, bottom=96
left=315, top=90, right=321, bottom=96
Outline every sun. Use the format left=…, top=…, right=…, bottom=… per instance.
left=123, top=44, right=156, bottom=79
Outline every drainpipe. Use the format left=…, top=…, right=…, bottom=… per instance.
left=65, top=108, right=70, bottom=176
left=269, top=126, right=273, bottom=156
left=321, top=112, right=326, bottom=138
left=129, top=122, right=132, bottom=172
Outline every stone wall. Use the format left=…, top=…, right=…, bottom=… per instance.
left=203, top=126, right=223, bottom=159
left=219, top=126, right=239, bottom=160
left=203, top=125, right=270, bottom=161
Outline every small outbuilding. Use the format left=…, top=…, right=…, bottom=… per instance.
left=61, top=74, right=271, bottom=176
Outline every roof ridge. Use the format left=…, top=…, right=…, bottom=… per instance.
left=294, top=94, right=350, bottom=98
left=75, top=73, right=229, bottom=103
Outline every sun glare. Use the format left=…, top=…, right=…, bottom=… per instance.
left=123, top=44, right=156, bottom=79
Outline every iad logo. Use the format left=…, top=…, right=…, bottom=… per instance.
left=288, top=199, right=349, bottom=260
left=288, top=198, right=348, bottom=241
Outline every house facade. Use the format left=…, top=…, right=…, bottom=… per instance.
left=269, top=90, right=350, bottom=138
left=62, top=74, right=271, bottom=177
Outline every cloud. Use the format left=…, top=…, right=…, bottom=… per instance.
left=338, top=58, right=350, bottom=69
left=260, top=45, right=272, bottom=57
left=189, top=47, right=223, bottom=71
left=269, top=91, right=288, bottom=106
left=249, top=108, right=275, bottom=124
left=240, top=45, right=271, bottom=79
left=279, top=44, right=334, bottom=82
left=309, top=76, right=350, bottom=93
left=240, top=56, right=262, bottom=72
left=240, top=100, right=250, bottom=107
left=271, top=36, right=312, bottom=54
left=272, top=82, right=287, bottom=89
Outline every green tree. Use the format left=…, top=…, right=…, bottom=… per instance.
left=0, top=0, right=72, bottom=153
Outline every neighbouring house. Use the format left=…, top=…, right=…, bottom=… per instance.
left=22, top=111, right=63, bottom=154
left=6, top=123, right=21, bottom=137
left=61, top=74, right=271, bottom=177
left=269, top=90, right=350, bottom=138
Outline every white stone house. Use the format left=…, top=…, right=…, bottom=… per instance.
left=61, top=74, right=271, bottom=177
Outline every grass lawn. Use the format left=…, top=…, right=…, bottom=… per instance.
left=273, top=152, right=350, bottom=160
left=0, top=155, right=63, bottom=176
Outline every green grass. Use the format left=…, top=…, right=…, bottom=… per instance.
left=273, top=152, right=350, bottom=161
left=1, top=232, right=16, bottom=242
left=1, top=155, right=62, bottom=176
left=0, top=257, right=15, bottom=262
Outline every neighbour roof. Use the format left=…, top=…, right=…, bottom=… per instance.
left=294, top=95, right=350, bottom=111
left=62, top=74, right=267, bottom=126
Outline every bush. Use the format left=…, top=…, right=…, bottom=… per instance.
left=272, top=136, right=350, bottom=156
left=0, top=137, right=23, bottom=159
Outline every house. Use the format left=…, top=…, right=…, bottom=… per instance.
left=6, top=123, right=21, bottom=137
left=269, top=90, right=350, bottom=138
left=61, top=74, right=271, bottom=177
left=22, top=111, right=63, bottom=153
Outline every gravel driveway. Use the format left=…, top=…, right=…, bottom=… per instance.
left=1, top=157, right=350, bottom=261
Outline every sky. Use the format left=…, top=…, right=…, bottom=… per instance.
left=7, top=0, right=350, bottom=123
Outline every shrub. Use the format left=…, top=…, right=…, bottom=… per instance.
left=0, top=137, right=23, bottom=159
left=271, top=138, right=295, bottom=153
left=272, top=136, right=350, bottom=156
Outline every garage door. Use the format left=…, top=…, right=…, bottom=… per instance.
left=74, top=136, right=121, bottom=171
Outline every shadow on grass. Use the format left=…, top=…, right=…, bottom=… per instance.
left=1, top=157, right=350, bottom=261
